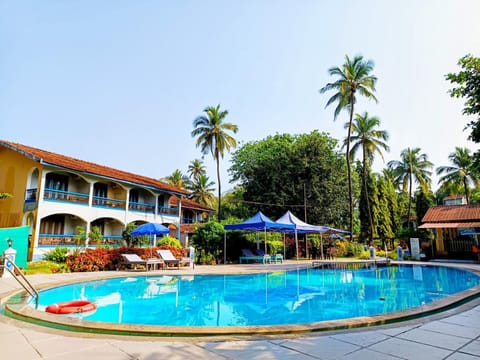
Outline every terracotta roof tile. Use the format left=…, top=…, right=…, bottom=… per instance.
left=421, top=205, right=480, bottom=223
left=170, top=197, right=214, bottom=212
left=1, top=140, right=189, bottom=196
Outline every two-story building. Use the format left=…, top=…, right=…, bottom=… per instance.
left=0, top=140, right=213, bottom=261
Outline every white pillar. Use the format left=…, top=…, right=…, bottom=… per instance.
left=3, top=246, right=17, bottom=278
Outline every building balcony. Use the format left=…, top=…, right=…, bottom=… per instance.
left=38, top=234, right=124, bottom=247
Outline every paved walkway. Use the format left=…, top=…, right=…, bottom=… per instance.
left=2, top=262, right=480, bottom=359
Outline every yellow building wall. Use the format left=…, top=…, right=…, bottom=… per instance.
left=435, top=228, right=446, bottom=254
left=0, top=146, right=42, bottom=228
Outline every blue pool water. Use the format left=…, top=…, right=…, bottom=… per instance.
left=31, top=265, right=480, bottom=327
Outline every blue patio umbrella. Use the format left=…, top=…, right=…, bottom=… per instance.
left=131, top=223, right=170, bottom=237
left=131, top=223, right=170, bottom=255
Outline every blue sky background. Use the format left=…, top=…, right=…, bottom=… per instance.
left=1, top=1, right=479, bottom=193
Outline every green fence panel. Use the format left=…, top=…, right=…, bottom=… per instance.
left=0, top=226, right=29, bottom=269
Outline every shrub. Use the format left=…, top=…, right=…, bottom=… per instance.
left=269, top=240, right=284, bottom=255
left=345, top=242, right=364, bottom=257
left=334, top=240, right=348, bottom=257
left=43, top=247, right=69, bottom=263
left=157, top=236, right=182, bottom=248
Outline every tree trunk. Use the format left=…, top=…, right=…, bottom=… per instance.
left=407, top=171, right=413, bottom=230
left=346, top=96, right=355, bottom=239
left=216, top=150, right=222, bottom=221
left=464, top=176, right=470, bottom=204
left=362, top=147, right=374, bottom=243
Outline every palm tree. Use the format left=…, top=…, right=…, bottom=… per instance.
left=388, top=148, right=433, bottom=229
left=188, top=159, right=206, bottom=182
left=190, top=174, right=216, bottom=208
left=436, top=147, right=478, bottom=203
left=191, top=105, right=238, bottom=221
left=346, top=112, right=389, bottom=242
left=320, top=54, right=378, bottom=237
left=162, top=169, right=190, bottom=189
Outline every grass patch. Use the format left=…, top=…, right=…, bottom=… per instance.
left=24, top=261, right=66, bottom=275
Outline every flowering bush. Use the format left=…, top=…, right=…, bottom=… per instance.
left=66, top=246, right=187, bottom=272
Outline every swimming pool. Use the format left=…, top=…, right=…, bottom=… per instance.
left=26, top=264, right=480, bottom=329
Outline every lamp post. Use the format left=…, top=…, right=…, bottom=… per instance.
left=7, top=238, right=12, bottom=248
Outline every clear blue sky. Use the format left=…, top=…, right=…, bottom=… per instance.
left=1, top=0, right=479, bottom=193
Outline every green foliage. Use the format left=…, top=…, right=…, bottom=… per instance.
left=388, top=148, right=433, bottom=230
left=123, top=223, right=149, bottom=247
left=446, top=55, right=480, bottom=141
left=436, top=147, right=477, bottom=204
left=221, top=187, right=251, bottom=220
left=88, top=226, right=103, bottom=245
left=229, top=131, right=351, bottom=227
left=25, top=261, right=68, bottom=274
left=269, top=240, right=284, bottom=255
left=74, top=226, right=86, bottom=246
left=345, top=242, right=365, bottom=257
left=191, top=104, right=239, bottom=221
left=157, top=235, right=182, bottom=248
left=43, top=247, right=69, bottom=263
left=414, top=188, right=434, bottom=224
left=191, top=221, right=225, bottom=264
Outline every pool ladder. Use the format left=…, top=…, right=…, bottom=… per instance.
left=2, top=261, right=39, bottom=308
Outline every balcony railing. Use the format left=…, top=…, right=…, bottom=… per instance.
left=182, top=217, right=207, bottom=224
left=92, top=196, right=126, bottom=209
left=158, top=205, right=179, bottom=216
left=44, top=189, right=89, bottom=205
left=35, top=188, right=182, bottom=218
left=128, top=201, right=155, bottom=214
left=39, top=234, right=124, bottom=247
left=38, top=234, right=79, bottom=246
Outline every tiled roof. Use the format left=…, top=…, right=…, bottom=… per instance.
left=421, top=205, right=480, bottom=223
left=1, top=140, right=189, bottom=196
left=171, top=197, right=214, bottom=212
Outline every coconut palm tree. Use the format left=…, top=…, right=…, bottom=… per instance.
left=346, top=112, right=389, bottom=242
left=436, top=147, right=478, bottom=204
left=319, top=54, right=378, bottom=237
left=162, top=169, right=190, bottom=189
left=388, top=148, right=433, bottom=229
left=188, top=159, right=206, bottom=182
left=191, top=105, right=238, bottom=221
left=190, top=174, right=216, bottom=208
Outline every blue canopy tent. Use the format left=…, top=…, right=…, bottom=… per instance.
left=224, top=211, right=295, bottom=263
left=276, top=210, right=329, bottom=260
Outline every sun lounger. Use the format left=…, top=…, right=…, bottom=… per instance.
left=121, top=254, right=163, bottom=271
left=239, top=249, right=271, bottom=264
left=157, top=249, right=190, bottom=269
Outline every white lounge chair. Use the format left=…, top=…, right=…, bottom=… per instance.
left=157, top=249, right=190, bottom=269
left=121, top=254, right=162, bottom=271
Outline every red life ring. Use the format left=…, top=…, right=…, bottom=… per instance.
left=46, top=300, right=96, bottom=314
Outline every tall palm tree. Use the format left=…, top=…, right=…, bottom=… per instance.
left=436, top=147, right=478, bottom=204
left=190, top=174, right=216, bottom=208
left=191, top=105, right=238, bottom=221
left=162, top=169, right=190, bottom=189
left=346, top=112, right=389, bottom=242
left=388, top=148, right=433, bottom=229
left=188, top=159, right=206, bottom=182
left=320, top=54, right=378, bottom=237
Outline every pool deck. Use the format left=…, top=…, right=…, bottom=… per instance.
left=2, top=260, right=480, bottom=359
